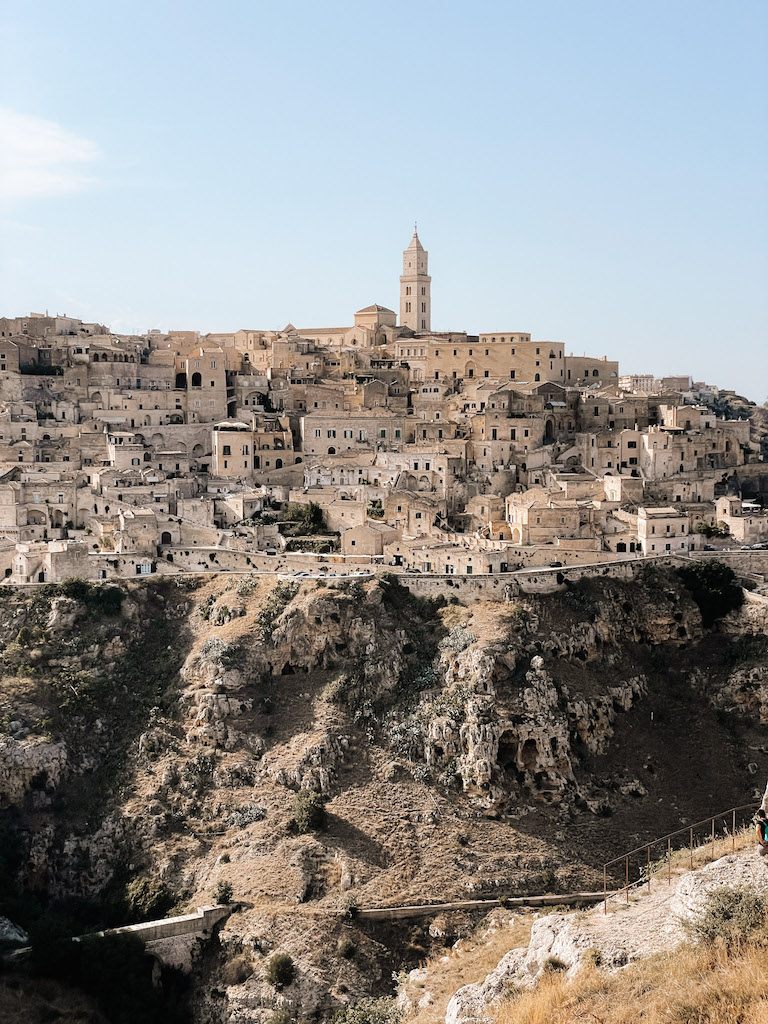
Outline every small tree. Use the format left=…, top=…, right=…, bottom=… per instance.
left=293, top=790, right=327, bottom=833
left=214, top=879, right=234, bottom=904
left=677, top=560, right=744, bottom=627
left=266, top=952, right=295, bottom=988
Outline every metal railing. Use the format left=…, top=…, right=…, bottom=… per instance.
left=602, top=802, right=760, bottom=913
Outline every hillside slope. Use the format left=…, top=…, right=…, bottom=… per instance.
left=0, top=567, right=766, bottom=1021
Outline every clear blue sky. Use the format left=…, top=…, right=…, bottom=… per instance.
left=1, top=0, right=766, bottom=400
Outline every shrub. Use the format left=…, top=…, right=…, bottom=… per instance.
left=331, top=997, right=402, bottom=1024
left=58, top=578, right=124, bottom=615
left=257, top=581, right=299, bottom=641
left=438, top=624, right=476, bottom=654
left=685, top=885, right=768, bottom=948
left=695, top=522, right=730, bottom=538
left=226, top=804, right=266, bottom=829
left=266, top=952, right=295, bottom=988
left=340, top=893, right=360, bottom=919
left=540, top=868, right=558, bottom=893
left=124, top=876, right=172, bottom=922
left=221, top=953, right=253, bottom=985
left=543, top=956, right=567, bottom=973
left=293, top=790, right=327, bottom=833
left=198, top=637, right=240, bottom=668
left=677, top=561, right=744, bottom=627
left=338, top=936, right=356, bottom=959
left=213, top=880, right=234, bottom=904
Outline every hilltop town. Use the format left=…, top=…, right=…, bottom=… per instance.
left=1, top=231, right=766, bottom=584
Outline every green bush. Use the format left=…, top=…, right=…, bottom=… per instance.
left=293, top=789, right=327, bottom=833
left=257, top=581, right=299, bottom=641
left=331, top=997, right=402, bottom=1024
left=58, top=578, right=124, bottom=615
left=677, top=561, right=744, bottom=627
left=124, top=876, right=172, bottom=922
left=266, top=952, right=295, bottom=988
left=213, top=880, right=234, bottom=904
left=695, top=522, right=730, bottom=538
left=686, top=886, right=768, bottom=947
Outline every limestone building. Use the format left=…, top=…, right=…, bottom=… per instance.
left=399, top=229, right=431, bottom=332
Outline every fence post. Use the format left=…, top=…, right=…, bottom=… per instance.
left=711, top=816, right=715, bottom=854
left=647, top=845, right=651, bottom=891
left=690, top=827, right=694, bottom=870
left=667, top=837, right=671, bottom=885
left=733, top=809, right=736, bottom=852
left=625, top=855, right=629, bottom=903
left=604, top=865, right=607, bottom=915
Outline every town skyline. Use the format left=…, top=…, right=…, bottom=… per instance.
left=1, top=1, right=766, bottom=400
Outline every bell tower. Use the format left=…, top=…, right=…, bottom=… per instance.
left=399, top=226, right=431, bottom=332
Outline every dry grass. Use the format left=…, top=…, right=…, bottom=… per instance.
left=402, top=911, right=533, bottom=1024
left=650, top=823, right=757, bottom=876
left=602, top=824, right=759, bottom=914
left=494, top=942, right=768, bottom=1024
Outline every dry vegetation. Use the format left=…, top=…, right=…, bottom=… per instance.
left=602, top=824, right=757, bottom=914
left=493, top=943, right=768, bottom=1024
left=401, top=911, right=534, bottom=1024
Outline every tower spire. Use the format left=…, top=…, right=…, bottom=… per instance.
left=400, top=228, right=431, bottom=332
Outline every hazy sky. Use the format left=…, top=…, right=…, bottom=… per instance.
left=1, top=1, right=766, bottom=400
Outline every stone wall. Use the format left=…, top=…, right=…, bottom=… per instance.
left=398, top=555, right=687, bottom=602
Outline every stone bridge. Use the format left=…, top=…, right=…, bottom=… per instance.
left=77, top=903, right=232, bottom=972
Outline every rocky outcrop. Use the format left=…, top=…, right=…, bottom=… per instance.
left=0, top=735, right=67, bottom=807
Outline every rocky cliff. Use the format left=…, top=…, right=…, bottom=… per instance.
left=0, top=566, right=766, bottom=1022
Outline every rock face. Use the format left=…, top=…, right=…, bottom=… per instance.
left=0, top=735, right=67, bottom=807
left=1, top=569, right=767, bottom=1023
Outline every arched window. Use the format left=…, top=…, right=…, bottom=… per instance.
left=191, top=372, right=202, bottom=387
left=534, top=373, right=541, bottom=382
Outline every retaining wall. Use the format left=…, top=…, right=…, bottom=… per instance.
left=354, top=892, right=609, bottom=921
left=398, top=555, right=687, bottom=602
